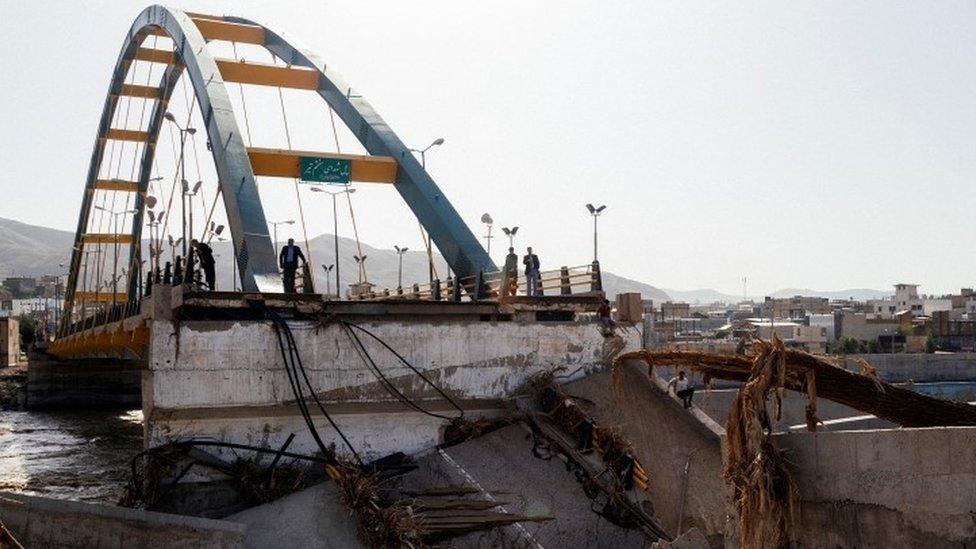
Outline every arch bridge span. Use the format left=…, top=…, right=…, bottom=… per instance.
left=53, top=6, right=497, bottom=357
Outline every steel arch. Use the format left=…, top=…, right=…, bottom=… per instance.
left=62, top=6, right=496, bottom=332
left=227, top=15, right=496, bottom=279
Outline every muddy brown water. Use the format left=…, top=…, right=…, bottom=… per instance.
left=0, top=408, right=143, bottom=503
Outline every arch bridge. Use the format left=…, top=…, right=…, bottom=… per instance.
left=49, top=6, right=603, bottom=360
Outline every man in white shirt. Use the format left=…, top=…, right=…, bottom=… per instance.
left=667, top=370, right=695, bottom=409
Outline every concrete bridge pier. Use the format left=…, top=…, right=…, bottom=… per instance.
left=26, top=355, right=142, bottom=409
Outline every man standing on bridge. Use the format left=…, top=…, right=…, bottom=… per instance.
left=523, top=246, right=540, bottom=296
left=279, top=238, right=306, bottom=293
left=192, top=239, right=216, bottom=291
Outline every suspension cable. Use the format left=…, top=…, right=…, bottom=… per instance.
left=274, top=61, right=314, bottom=290
left=231, top=42, right=253, bottom=147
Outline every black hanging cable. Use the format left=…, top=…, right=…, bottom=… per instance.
left=278, top=312, right=362, bottom=463
left=341, top=323, right=455, bottom=421
left=341, top=320, right=465, bottom=418
left=264, top=307, right=362, bottom=464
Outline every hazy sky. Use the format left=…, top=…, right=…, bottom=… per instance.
left=0, top=1, right=973, bottom=295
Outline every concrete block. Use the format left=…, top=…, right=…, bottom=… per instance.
left=913, top=428, right=953, bottom=476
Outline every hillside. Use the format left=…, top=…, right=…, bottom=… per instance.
left=0, top=217, right=669, bottom=300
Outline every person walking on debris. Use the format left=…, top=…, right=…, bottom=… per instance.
left=279, top=238, right=306, bottom=293
left=597, top=299, right=616, bottom=334
left=523, top=246, right=540, bottom=296
left=192, top=239, right=216, bottom=291
left=667, top=370, right=695, bottom=409
left=502, top=247, right=519, bottom=296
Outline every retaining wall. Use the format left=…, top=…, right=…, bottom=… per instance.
left=777, top=427, right=976, bottom=547
left=27, top=357, right=142, bottom=408
left=0, top=491, right=245, bottom=548
left=146, top=317, right=637, bottom=460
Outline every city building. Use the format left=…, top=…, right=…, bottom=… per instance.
left=2, top=277, right=37, bottom=297
left=761, top=295, right=831, bottom=318
left=866, top=283, right=953, bottom=318
left=0, top=317, right=19, bottom=366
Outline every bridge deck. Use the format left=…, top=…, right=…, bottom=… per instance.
left=48, top=286, right=605, bottom=360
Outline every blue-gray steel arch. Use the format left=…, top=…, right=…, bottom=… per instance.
left=227, top=15, right=497, bottom=279
left=62, top=5, right=282, bottom=331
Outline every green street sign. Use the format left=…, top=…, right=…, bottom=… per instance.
left=299, top=156, right=351, bottom=184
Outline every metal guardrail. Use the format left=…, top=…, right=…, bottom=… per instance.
left=354, top=261, right=603, bottom=302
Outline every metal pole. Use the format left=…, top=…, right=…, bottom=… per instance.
left=593, top=213, right=598, bottom=263
left=333, top=194, right=340, bottom=299
left=112, top=213, right=120, bottom=304
left=180, top=132, right=187, bottom=258
left=273, top=224, right=279, bottom=256
left=397, top=251, right=403, bottom=289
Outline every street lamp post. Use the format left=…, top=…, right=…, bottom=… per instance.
left=94, top=206, right=137, bottom=303
left=163, top=112, right=196, bottom=257
left=408, top=138, right=444, bottom=284
left=481, top=213, right=494, bottom=257
left=585, top=203, right=607, bottom=263
left=321, top=264, right=334, bottom=296
left=353, top=255, right=367, bottom=292
left=183, top=179, right=203, bottom=241
left=394, top=245, right=409, bottom=290
left=502, top=226, right=519, bottom=248
left=269, top=220, right=296, bottom=257
left=408, top=137, right=445, bottom=170
left=310, top=186, right=356, bottom=299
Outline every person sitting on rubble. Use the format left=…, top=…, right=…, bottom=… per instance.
left=667, top=370, right=695, bottom=409
left=597, top=299, right=615, bottom=334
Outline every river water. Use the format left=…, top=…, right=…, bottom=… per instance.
left=0, top=408, right=143, bottom=503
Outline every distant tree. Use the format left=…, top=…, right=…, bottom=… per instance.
left=924, top=334, right=937, bottom=354
left=18, top=316, right=37, bottom=349
left=735, top=338, right=747, bottom=355
left=830, top=337, right=869, bottom=355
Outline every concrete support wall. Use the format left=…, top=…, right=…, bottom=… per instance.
left=27, top=357, right=142, bottom=408
left=838, top=353, right=976, bottom=383
left=0, top=491, right=246, bottom=548
left=145, top=318, right=636, bottom=460
left=777, top=427, right=976, bottom=547
left=563, top=361, right=730, bottom=546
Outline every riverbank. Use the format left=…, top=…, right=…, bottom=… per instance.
left=0, top=362, right=27, bottom=410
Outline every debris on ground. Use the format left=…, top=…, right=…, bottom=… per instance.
left=0, top=363, right=27, bottom=410
left=614, top=338, right=976, bottom=428
left=612, top=334, right=976, bottom=549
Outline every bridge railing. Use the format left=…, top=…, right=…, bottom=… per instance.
left=352, top=261, right=603, bottom=302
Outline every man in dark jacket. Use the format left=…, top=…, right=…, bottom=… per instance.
left=192, top=239, right=216, bottom=291
left=523, top=247, right=540, bottom=296
left=279, top=238, right=306, bottom=293
left=502, top=247, right=519, bottom=296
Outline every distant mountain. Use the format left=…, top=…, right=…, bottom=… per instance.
left=766, top=288, right=890, bottom=301
left=662, top=288, right=742, bottom=305
left=599, top=272, right=670, bottom=302
left=0, top=217, right=669, bottom=300
left=0, top=218, right=73, bottom=278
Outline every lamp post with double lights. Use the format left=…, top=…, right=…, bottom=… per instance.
left=163, top=112, right=196, bottom=256
left=310, top=186, right=356, bottom=300
left=94, top=206, right=136, bottom=304
left=502, top=226, right=519, bottom=248
left=394, top=245, right=409, bottom=291
left=321, top=264, right=334, bottom=297
left=585, top=203, right=607, bottom=263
